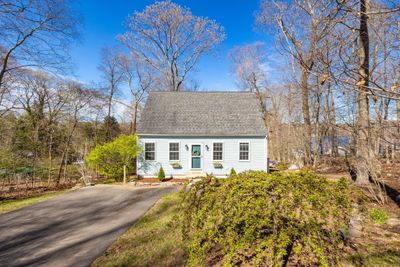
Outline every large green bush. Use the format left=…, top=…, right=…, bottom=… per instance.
left=86, top=135, right=140, bottom=181
left=181, top=171, right=352, bottom=266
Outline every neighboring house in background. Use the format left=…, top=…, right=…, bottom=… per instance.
left=136, top=91, right=268, bottom=178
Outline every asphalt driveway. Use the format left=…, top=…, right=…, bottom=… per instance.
left=0, top=185, right=179, bottom=267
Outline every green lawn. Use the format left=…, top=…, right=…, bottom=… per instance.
left=346, top=250, right=400, bottom=267
left=0, top=190, right=68, bottom=214
left=92, top=192, right=186, bottom=267
left=95, top=177, right=119, bottom=184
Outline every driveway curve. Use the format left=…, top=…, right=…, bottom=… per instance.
left=0, top=185, right=179, bottom=267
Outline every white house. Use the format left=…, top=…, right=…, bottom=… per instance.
left=136, top=91, right=268, bottom=178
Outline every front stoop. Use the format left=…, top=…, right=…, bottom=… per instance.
left=187, top=170, right=206, bottom=178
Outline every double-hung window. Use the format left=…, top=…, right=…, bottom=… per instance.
left=239, top=142, right=250, bottom=161
left=144, top=143, right=155, bottom=161
left=213, top=142, right=223, bottom=161
left=169, top=142, right=180, bottom=161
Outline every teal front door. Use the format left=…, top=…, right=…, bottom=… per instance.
left=191, top=145, right=201, bottom=169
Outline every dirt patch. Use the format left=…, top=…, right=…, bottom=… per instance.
left=314, top=156, right=352, bottom=174
left=0, top=183, right=75, bottom=201
left=314, top=161, right=400, bottom=265
left=381, top=163, right=400, bottom=207
left=136, top=178, right=188, bottom=184
left=316, top=161, right=400, bottom=208
left=346, top=203, right=400, bottom=266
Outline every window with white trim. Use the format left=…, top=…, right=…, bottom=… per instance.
left=213, top=142, right=223, bottom=161
left=239, top=142, right=249, bottom=160
left=169, top=142, right=180, bottom=161
left=144, top=143, right=155, bottom=161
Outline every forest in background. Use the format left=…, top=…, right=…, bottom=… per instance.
left=0, top=0, right=399, bottom=202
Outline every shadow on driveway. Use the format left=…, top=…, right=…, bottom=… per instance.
left=0, top=185, right=179, bottom=267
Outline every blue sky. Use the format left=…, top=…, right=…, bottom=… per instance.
left=70, top=0, right=274, bottom=94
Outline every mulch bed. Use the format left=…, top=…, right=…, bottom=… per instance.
left=0, top=183, right=75, bottom=201
left=136, top=178, right=188, bottom=183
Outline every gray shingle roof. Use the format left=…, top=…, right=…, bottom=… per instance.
left=136, top=91, right=267, bottom=136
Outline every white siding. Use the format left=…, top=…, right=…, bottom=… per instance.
left=137, top=136, right=267, bottom=178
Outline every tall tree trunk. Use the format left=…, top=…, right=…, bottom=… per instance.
left=56, top=120, right=78, bottom=185
left=48, top=130, right=53, bottom=185
left=397, top=96, right=400, bottom=154
left=131, top=102, right=139, bottom=175
left=132, top=102, right=138, bottom=134
left=300, top=69, right=312, bottom=165
left=106, top=91, right=113, bottom=141
left=327, top=84, right=338, bottom=157
left=63, top=147, right=69, bottom=182
left=382, top=99, right=390, bottom=162
left=356, top=0, right=371, bottom=185
left=314, top=90, right=322, bottom=167
left=382, top=31, right=390, bottom=162
left=106, top=74, right=116, bottom=141
left=250, top=76, right=270, bottom=169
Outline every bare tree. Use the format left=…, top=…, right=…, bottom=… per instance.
left=119, top=55, right=153, bottom=134
left=0, top=0, right=81, bottom=115
left=229, top=42, right=268, bottom=92
left=228, top=42, right=270, bottom=133
left=119, top=0, right=225, bottom=91
left=17, top=70, right=67, bottom=184
left=320, top=0, right=400, bottom=184
left=55, top=83, right=97, bottom=184
left=228, top=43, right=310, bottom=164
left=257, top=0, right=346, bottom=165
left=98, top=47, right=124, bottom=141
